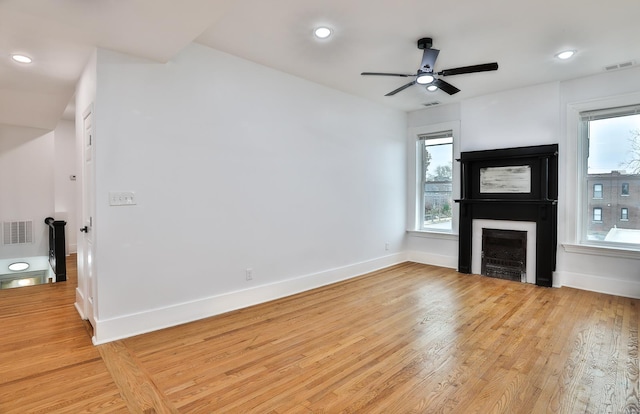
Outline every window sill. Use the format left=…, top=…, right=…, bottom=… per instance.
left=562, top=243, right=640, bottom=259
left=407, top=230, right=459, bottom=241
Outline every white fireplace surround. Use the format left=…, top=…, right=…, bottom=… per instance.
left=472, top=219, right=537, bottom=284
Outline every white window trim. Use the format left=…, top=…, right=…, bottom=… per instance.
left=407, top=121, right=460, bottom=236
left=406, top=229, right=459, bottom=241
left=562, top=242, right=640, bottom=259
left=563, top=92, right=640, bottom=256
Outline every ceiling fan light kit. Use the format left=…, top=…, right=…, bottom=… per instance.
left=361, top=37, right=498, bottom=96
left=416, top=73, right=435, bottom=84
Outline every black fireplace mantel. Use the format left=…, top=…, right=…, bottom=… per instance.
left=455, top=144, right=558, bottom=287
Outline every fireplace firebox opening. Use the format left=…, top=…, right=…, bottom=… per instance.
left=481, top=228, right=527, bottom=282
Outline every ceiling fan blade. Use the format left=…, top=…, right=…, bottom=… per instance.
left=420, top=48, right=440, bottom=72
left=385, top=80, right=417, bottom=96
left=432, top=78, right=460, bottom=95
left=437, top=62, right=499, bottom=76
left=361, top=72, right=414, bottom=77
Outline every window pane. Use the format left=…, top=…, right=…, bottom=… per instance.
left=421, top=137, right=453, bottom=231
left=593, top=184, right=603, bottom=199
left=622, top=183, right=629, bottom=195
left=593, top=208, right=602, bottom=222
left=584, top=111, right=640, bottom=246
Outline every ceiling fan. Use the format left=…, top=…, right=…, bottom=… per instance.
left=361, top=38, right=498, bottom=96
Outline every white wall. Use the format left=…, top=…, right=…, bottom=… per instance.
left=90, top=44, right=407, bottom=342
left=0, top=125, right=55, bottom=260
left=0, top=120, right=77, bottom=264
left=459, top=82, right=560, bottom=151
left=54, top=119, right=77, bottom=254
left=406, top=68, right=640, bottom=298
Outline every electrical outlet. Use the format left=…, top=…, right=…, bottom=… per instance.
left=246, top=268, right=253, bottom=281
left=385, top=242, right=390, bottom=251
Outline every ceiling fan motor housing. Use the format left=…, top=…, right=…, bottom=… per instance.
left=417, top=37, right=433, bottom=50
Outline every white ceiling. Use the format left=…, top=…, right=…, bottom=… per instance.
left=2, top=0, right=639, bottom=131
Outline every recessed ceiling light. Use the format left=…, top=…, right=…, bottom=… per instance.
left=11, top=54, right=32, bottom=64
left=314, top=27, right=332, bottom=39
left=426, top=85, right=438, bottom=92
left=555, top=50, right=576, bottom=60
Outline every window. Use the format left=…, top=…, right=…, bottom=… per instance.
left=593, top=184, right=603, bottom=199
left=418, top=130, right=453, bottom=231
left=580, top=104, right=640, bottom=247
left=622, top=183, right=629, bottom=195
left=593, top=207, right=602, bottom=222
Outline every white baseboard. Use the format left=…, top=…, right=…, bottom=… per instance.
left=556, top=270, right=640, bottom=299
left=406, top=250, right=457, bottom=269
left=92, top=253, right=408, bottom=344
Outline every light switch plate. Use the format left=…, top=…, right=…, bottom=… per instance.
left=109, top=191, right=136, bottom=206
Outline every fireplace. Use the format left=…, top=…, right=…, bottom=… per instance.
left=456, top=145, right=558, bottom=287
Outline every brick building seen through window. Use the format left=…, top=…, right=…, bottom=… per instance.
left=587, top=171, right=640, bottom=240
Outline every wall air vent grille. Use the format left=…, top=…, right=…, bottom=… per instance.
left=604, top=61, right=636, bottom=72
left=422, top=101, right=441, bottom=107
left=3, top=221, right=34, bottom=245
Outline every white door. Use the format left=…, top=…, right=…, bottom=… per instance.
left=80, top=105, right=96, bottom=329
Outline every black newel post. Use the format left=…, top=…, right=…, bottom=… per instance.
left=44, top=217, right=67, bottom=282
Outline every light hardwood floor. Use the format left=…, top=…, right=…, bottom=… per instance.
left=1, top=256, right=638, bottom=413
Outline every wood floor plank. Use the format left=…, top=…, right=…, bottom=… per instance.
left=97, top=341, right=179, bottom=414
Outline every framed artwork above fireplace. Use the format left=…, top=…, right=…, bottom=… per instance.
left=479, top=165, right=531, bottom=194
